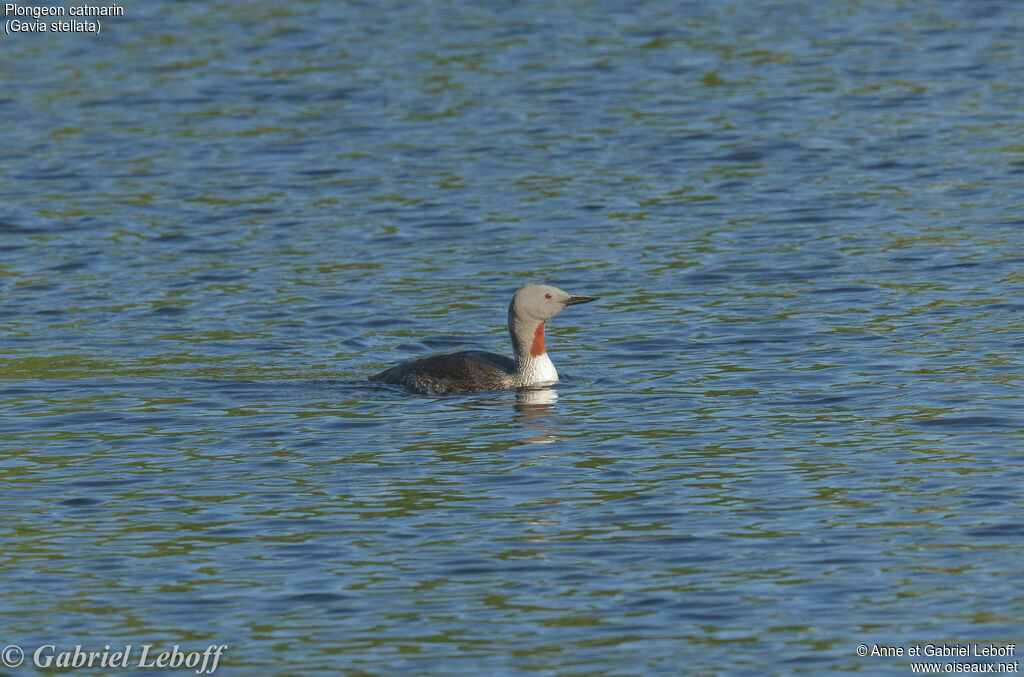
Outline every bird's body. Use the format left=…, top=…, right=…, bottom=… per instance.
left=371, top=283, right=598, bottom=394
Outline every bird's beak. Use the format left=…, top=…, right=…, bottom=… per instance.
left=564, top=295, right=600, bottom=306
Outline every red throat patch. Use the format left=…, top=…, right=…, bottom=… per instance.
left=530, top=322, right=546, bottom=357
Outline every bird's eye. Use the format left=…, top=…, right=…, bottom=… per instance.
left=545, top=293, right=552, bottom=299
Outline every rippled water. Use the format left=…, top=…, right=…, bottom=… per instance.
left=2, top=1, right=1023, bottom=675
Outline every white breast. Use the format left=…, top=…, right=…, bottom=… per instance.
left=515, top=353, right=559, bottom=387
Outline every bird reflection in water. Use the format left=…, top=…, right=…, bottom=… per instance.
left=514, top=386, right=558, bottom=444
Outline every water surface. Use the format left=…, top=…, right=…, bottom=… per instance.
left=2, top=1, right=1023, bottom=674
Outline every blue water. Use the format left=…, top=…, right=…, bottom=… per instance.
left=2, top=1, right=1023, bottom=675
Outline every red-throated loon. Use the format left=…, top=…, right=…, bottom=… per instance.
left=370, top=283, right=599, bottom=394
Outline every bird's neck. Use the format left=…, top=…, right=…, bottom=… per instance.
left=509, top=314, right=559, bottom=385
